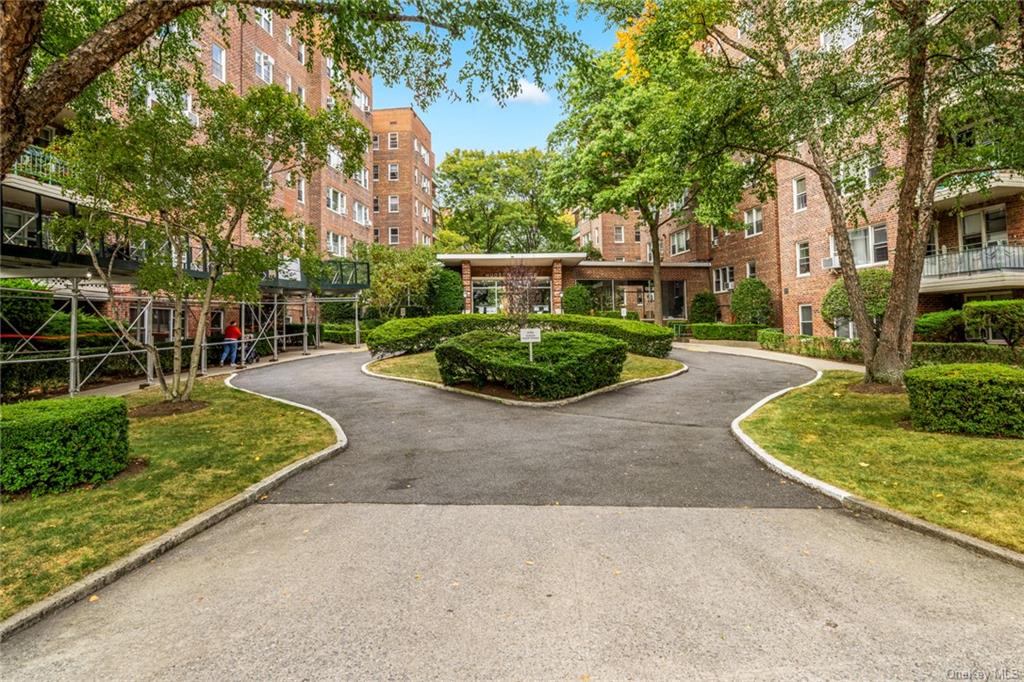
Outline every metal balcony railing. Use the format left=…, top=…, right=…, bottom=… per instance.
left=922, top=243, right=1024, bottom=278
left=11, top=145, right=68, bottom=184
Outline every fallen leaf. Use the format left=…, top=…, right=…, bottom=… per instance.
left=858, top=462, right=870, bottom=467
left=525, top=560, right=535, bottom=566
left=88, top=595, right=99, bottom=603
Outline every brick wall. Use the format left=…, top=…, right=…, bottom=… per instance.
left=371, top=108, right=435, bottom=249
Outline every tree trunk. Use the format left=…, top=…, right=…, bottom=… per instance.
left=642, top=207, right=664, bottom=326
left=182, top=270, right=218, bottom=401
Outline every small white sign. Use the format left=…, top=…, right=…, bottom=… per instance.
left=520, top=328, right=542, bottom=343
left=620, top=307, right=628, bottom=318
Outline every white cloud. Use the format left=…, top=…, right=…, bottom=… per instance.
left=508, top=79, right=551, bottom=105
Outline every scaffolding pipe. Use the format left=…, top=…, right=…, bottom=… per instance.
left=271, top=294, right=279, bottom=361
left=314, top=301, right=321, bottom=348
left=302, top=295, right=309, bottom=355
left=240, top=303, right=247, bottom=367
left=354, top=290, right=361, bottom=347
left=145, top=296, right=155, bottom=385
left=68, top=278, right=80, bottom=396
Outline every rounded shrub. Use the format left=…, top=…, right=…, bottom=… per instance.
left=562, top=284, right=593, bottom=315
left=435, top=329, right=627, bottom=400
left=689, top=291, right=718, bottom=323
left=427, top=268, right=466, bottom=315
left=821, top=269, right=891, bottom=332
left=0, top=396, right=130, bottom=494
left=905, top=363, right=1024, bottom=438
left=914, top=309, right=965, bottom=342
left=365, top=313, right=673, bottom=358
left=963, top=299, right=1024, bottom=352
left=729, top=278, right=774, bottom=325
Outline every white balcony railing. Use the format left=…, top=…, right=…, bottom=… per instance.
left=11, top=145, right=68, bottom=184
left=923, top=244, right=1024, bottom=278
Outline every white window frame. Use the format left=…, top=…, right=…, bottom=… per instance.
left=959, top=205, right=1008, bottom=250
left=256, top=7, right=273, bottom=34
left=834, top=317, right=857, bottom=340
left=670, top=229, right=690, bottom=256
left=389, top=227, right=400, bottom=245
left=211, top=43, right=226, bottom=82
left=254, top=49, right=274, bottom=84
left=295, top=176, right=305, bottom=204
left=743, top=207, right=764, bottom=237
left=373, top=196, right=380, bottom=213
left=326, top=187, right=346, bottom=215
left=372, top=134, right=380, bottom=150
left=796, top=241, right=811, bottom=276
left=793, top=177, right=807, bottom=212
left=746, top=261, right=757, bottom=278
left=713, top=266, right=735, bottom=293
left=387, top=195, right=399, bottom=213
left=799, top=304, right=814, bottom=336
left=209, top=310, right=224, bottom=332
left=388, top=132, right=399, bottom=149
left=388, top=163, right=399, bottom=181
left=829, top=224, right=889, bottom=267
left=353, top=201, right=370, bottom=226
left=613, top=225, right=625, bottom=243
left=297, top=41, right=305, bottom=65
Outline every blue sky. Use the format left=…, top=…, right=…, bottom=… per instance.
left=371, top=9, right=617, bottom=164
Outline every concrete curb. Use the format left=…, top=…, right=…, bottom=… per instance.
left=0, top=373, right=348, bottom=642
left=728, top=364, right=1024, bottom=570
left=361, top=359, right=688, bottom=409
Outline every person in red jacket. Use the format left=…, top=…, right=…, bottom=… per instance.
left=220, top=322, right=242, bottom=367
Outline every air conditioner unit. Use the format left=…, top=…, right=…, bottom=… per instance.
left=711, top=238, right=719, bottom=247
left=727, top=281, right=736, bottom=291
left=821, top=256, right=840, bottom=270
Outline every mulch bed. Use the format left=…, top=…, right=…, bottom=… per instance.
left=130, top=400, right=209, bottom=418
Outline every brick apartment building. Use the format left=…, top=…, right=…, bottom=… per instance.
left=371, top=108, right=436, bottom=249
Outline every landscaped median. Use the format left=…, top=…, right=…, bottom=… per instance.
left=741, top=371, right=1024, bottom=554
left=0, top=378, right=337, bottom=622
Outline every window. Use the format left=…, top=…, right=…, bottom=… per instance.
left=388, top=163, right=399, bottom=181
left=352, top=167, right=368, bottom=189
left=388, top=132, right=399, bottom=149
left=796, top=241, right=811, bottom=275
left=423, top=234, right=431, bottom=246
left=613, top=225, right=625, bottom=243
left=793, top=177, right=807, bottom=211
left=834, top=317, right=856, bottom=340
left=326, top=187, right=345, bottom=214
left=835, top=224, right=888, bottom=266
left=389, top=227, right=400, bottom=245
left=211, top=44, right=226, bottom=82
left=295, top=177, right=305, bottom=204
left=327, top=146, right=343, bottom=171
left=670, top=229, right=690, bottom=255
left=710, top=226, right=720, bottom=246
left=209, top=310, right=224, bottom=332
left=373, top=228, right=380, bottom=242
left=713, top=266, right=735, bottom=293
left=297, top=41, right=305, bottom=65
left=634, top=227, right=642, bottom=243
left=353, top=201, right=370, bottom=226
left=744, top=207, right=763, bottom=236
left=254, top=49, right=273, bottom=84
left=961, top=206, right=1007, bottom=249
left=820, top=14, right=869, bottom=51
left=285, top=74, right=292, bottom=93
left=388, top=195, right=399, bottom=213
left=351, top=86, right=369, bottom=112
left=838, top=154, right=884, bottom=196
left=285, top=27, right=292, bottom=45
left=925, top=227, right=939, bottom=257
left=255, top=7, right=273, bottom=34
left=325, top=56, right=336, bottom=80
left=372, top=134, right=380, bottom=150
left=325, top=96, right=335, bottom=111
left=296, top=85, right=305, bottom=104
left=327, top=232, right=346, bottom=257
left=746, top=261, right=757, bottom=278
left=799, top=305, right=814, bottom=336
left=373, top=196, right=380, bottom=213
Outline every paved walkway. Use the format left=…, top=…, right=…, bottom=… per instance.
left=4, top=349, right=1021, bottom=680
left=675, top=340, right=866, bottom=373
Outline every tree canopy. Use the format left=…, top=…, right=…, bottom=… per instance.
left=1, top=0, right=582, bottom=174
left=435, top=148, right=575, bottom=253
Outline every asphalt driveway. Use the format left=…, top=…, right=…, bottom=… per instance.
left=4, top=349, right=1022, bottom=680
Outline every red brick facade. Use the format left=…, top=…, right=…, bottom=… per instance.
left=371, top=108, right=435, bottom=249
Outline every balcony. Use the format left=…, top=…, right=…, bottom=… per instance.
left=11, top=145, right=68, bottom=185
left=933, top=171, right=1024, bottom=210
left=920, top=244, right=1024, bottom=293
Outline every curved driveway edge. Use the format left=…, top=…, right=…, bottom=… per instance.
left=361, top=359, right=688, bottom=408
left=719, top=351, right=1024, bottom=570
left=0, top=372, right=349, bottom=642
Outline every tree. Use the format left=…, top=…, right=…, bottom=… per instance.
left=562, top=284, right=593, bottom=315
left=963, top=300, right=1024, bottom=360
left=1, top=0, right=580, bottom=175
left=730, top=278, right=773, bottom=325
left=51, top=83, right=358, bottom=402
left=427, top=268, right=465, bottom=315
left=432, top=228, right=472, bottom=253
left=436, top=148, right=573, bottom=253
left=354, top=242, right=439, bottom=319
left=606, top=0, right=1024, bottom=382
left=821, top=269, right=892, bottom=337
left=548, top=51, right=744, bottom=325
left=502, top=264, right=535, bottom=327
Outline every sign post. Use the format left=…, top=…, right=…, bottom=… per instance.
left=520, top=327, right=541, bottom=362
left=620, top=306, right=628, bottom=319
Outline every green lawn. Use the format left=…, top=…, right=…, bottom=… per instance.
left=0, top=378, right=335, bottom=620
left=742, top=371, right=1024, bottom=552
left=369, top=352, right=684, bottom=388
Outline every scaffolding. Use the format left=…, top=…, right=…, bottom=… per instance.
left=0, top=282, right=363, bottom=398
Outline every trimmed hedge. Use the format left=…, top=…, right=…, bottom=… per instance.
left=914, top=309, right=965, bottom=342
left=435, top=329, right=627, bottom=400
left=689, top=291, right=718, bottom=323
left=0, top=396, right=130, bottom=494
left=427, top=268, right=466, bottom=315
left=562, top=284, right=593, bottom=315
left=905, top=363, right=1024, bottom=438
left=322, top=319, right=383, bottom=344
left=757, top=329, right=1022, bottom=367
left=365, top=313, right=673, bottom=358
left=730, top=278, right=774, bottom=326
left=690, top=323, right=773, bottom=342
left=594, top=309, right=640, bottom=321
